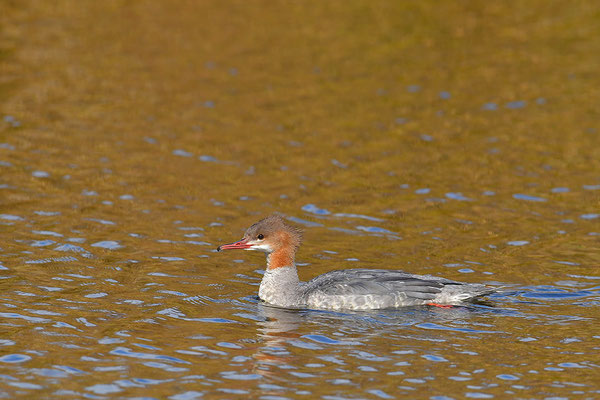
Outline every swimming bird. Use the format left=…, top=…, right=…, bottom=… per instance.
left=217, top=214, right=496, bottom=310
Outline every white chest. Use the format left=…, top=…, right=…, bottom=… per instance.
left=258, top=266, right=302, bottom=308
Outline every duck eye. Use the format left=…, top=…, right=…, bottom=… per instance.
left=257, top=234, right=264, bottom=240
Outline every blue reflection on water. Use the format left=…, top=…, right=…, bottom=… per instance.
left=85, top=218, right=116, bottom=225
left=512, top=193, right=547, bottom=202
left=30, top=240, right=55, bottom=247
left=109, top=347, right=190, bottom=364
left=416, top=322, right=499, bottom=334
left=173, top=149, right=193, bottom=157
left=0, top=354, right=32, bottom=363
left=520, top=290, right=594, bottom=300
left=446, top=192, right=472, bottom=201
left=422, top=354, right=448, bottom=362
left=507, top=241, right=529, bottom=246
left=287, top=216, right=323, bottom=227
left=54, top=243, right=94, bottom=258
left=331, top=159, right=348, bottom=168
left=333, top=213, right=384, bottom=222
left=32, top=230, right=63, bottom=237
left=355, top=225, right=395, bottom=235
left=91, top=241, right=123, bottom=250
left=32, top=170, right=50, bottom=178
left=0, top=214, right=24, bottom=221
left=506, top=100, right=526, bottom=109
left=580, top=213, right=599, bottom=220
left=33, top=210, right=61, bottom=216
left=0, top=312, right=51, bottom=323
left=86, top=384, right=121, bottom=394
left=302, top=204, right=330, bottom=215
left=301, top=334, right=361, bottom=346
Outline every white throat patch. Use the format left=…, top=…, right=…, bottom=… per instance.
left=247, top=241, right=273, bottom=253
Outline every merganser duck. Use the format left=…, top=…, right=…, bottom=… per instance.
left=217, top=214, right=496, bottom=310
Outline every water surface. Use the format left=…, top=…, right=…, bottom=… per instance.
left=1, top=1, right=599, bottom=398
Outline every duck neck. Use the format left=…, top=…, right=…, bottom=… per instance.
left=258, top=249, right=302, bottom=308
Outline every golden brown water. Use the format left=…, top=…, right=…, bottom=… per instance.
left=1, top=1, right=599, bottom=398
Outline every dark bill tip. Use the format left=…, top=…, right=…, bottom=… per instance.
left=216, top=238, right=251, bottom=251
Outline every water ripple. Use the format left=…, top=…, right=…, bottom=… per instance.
left=109, top=347, right=190, bottom=364
left=0, top=214, right=24, bottom=221
left=512, top=193, right=547, bottom=202
left=91, top=241, right=123, bottom=250
left=287, top=217, right=323, bottom=227
left=446, top=192, right=472, bottom=201
left=416, top=322, right=500, bottom=334
left=144, top=361, right=189, bottom=372
left=355, top=226, right=395, bottom=234
left=86, top=383, right=122, bottom=394
left=0, top=354, right=32, bottom=363
left=333, top=213, right=384, bottom=222
left=220, top=371, right=262, bottom=380
left=302, top=334, right=361, bottom=346
left=85, top=218, right=116, bottom=225
left=54, top=243, right=93, bottom=258
left=301, top=204, right=331, bottom=215
left=32, top=230, right=63, bottom=237
left=0, top=312, right=51, bottom=324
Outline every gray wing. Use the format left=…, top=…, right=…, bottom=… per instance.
left=303, top=268, right=462, bottom=301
